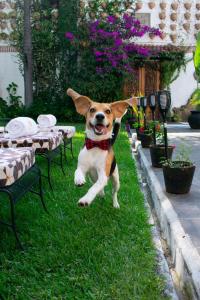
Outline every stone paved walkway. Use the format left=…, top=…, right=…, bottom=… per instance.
left=151, top=124, right=200, bottom=255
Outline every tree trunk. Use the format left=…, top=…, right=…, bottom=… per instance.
left=23, top=0, right=33, bottom=107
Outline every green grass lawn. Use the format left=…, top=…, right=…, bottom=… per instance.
left=0, top=124, right=167, bottom=299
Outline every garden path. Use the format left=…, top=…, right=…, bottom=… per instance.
left=135, top=123, right=200, bottom=297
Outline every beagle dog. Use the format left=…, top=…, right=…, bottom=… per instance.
left=67, top=88, right=133, bottom=208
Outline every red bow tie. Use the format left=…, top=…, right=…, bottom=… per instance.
left=85, top=138, right=110, bottom=151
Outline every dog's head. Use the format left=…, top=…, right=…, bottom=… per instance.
left=67, top=88, right=133, bottom=139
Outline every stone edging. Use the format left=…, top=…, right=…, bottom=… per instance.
left=137, top=145, right=200, bottom=299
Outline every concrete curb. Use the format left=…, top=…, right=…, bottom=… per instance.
left=137, top=145, right=200, bottom=299
left=132, top=149, right=178, bottom=299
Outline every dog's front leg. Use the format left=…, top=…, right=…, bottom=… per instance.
left=74, top=148, right=88, bottom=186
left=78, top=172, right=108, bottom=206
left=74, top=167, right=87, bottom=186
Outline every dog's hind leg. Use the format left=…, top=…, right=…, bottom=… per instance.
left=111, top=164, right=120, bottom=208
left=89, top=169, right=105, bottom=197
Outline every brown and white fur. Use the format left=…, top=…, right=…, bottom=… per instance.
left=67, top=88, right=133, bottom=208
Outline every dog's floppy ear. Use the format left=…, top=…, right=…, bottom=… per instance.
left=67, top=88, right=92, bottom=116
left=111, top=98, right=133, bottom=118
left=73, top=96, right=92, bottom=116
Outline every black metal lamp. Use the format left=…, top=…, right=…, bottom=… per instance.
left=136, top=97, right=141, bottom=129
left=140, top=96, right=148, bottom=129
left=157, top=90, right=171, bottom=159
left=148, top=93, right=157, bottom=145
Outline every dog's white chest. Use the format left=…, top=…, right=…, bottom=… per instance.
left=78, top=146, right=107, bottom=170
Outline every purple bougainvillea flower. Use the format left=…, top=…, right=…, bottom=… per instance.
left=65, top=32, right=74, bottom=41
left=107, top=15, right=116, bottom=24
left=115, top=38, right=122, bottom=47
left=94, top=50, right=103, bottom=57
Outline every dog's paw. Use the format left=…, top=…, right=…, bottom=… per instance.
left=113, top=201, right=120, bottom=209
left=78, top=197, right=90, bottom=207
left=74, top=170, right=86, bottom=187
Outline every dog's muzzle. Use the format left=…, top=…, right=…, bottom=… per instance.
left=90, top=113, right=109, bottom=135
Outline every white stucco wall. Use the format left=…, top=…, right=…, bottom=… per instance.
left=0, top=51, right=24, bottom=103
left=170, top=53, right=197, bottom=108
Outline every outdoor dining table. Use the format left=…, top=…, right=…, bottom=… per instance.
left=0, top=147, right=47, bottom=249
left=0, top=131, right=64, bottom=190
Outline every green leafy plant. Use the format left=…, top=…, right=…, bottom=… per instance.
left=194, top=32, right=200, bottom=84
left=0, top=82, right=24, bottom=119
left=162, top=143, right=193, bottom=168
left=160, top=51, right=188, bottom=89
left=190, top=88, right=200, bottom=109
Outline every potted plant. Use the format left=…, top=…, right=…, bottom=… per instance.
left=137, top=124, right=153, bottom=148
left=162, top=144, right=195, bottom=194
left=188, top=32, right=200, bottom=129
left=149, top=122, right=175, bottom=168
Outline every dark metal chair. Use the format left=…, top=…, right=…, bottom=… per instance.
left=0, top=164, right=48, bottom=249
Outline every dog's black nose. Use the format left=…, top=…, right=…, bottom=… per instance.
left=96, top=113, right=105, bottom=121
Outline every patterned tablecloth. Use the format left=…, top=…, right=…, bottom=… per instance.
left=0, top=147, right=35, bottom=187
left=0, top=131, right=63, bottom=153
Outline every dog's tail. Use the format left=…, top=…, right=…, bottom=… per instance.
left=67, top=88, right=81, bottom=101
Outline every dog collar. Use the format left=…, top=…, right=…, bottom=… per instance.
left=85, top=138, right=111, bottom=151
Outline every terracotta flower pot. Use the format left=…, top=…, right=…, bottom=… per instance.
left=160, top=2, right=167, bottom=9
left=160, top=32, right=166, bottom=39
left=159, top=23, right=165, bottom=30
left=136, top=2, right=143, bottom=10
left=170, top=34, right=177, bottom=43
left=115, top=13, right=120, bottom=18
left=0, top=20, right=6, bottom=29
left=184, top=3, right=192, bottom=10
left=183, top=23, right=190, bottom=32
left=79, top=1, right=85, bottom=8
left=171, top=2, right=179, bottom=10
left=160, top=32, right=167, bottom=39
left=149, top=32, right=155, bottom=39
left=170, top=13, right=177, bottom=21
left=125, top=1, right=131, bottom=9
left=196, top=14, right=200, bottom=20
left=184, top=12, right=191, bottom=20
left=89, top=12, right=95, bottom=19
left=159, top=12, right=166, bottom=20
left=148, top=2, right=156, bottom=9
left=88, top=1, right=94, bottom=8
left=101, top=12, right=108, bottom=18
left=170, top=24, right=177, bottom=31
left=195, top=23, right=200, bottom=30
left=196, top=3, right=200, bottom=10
left=163, top=162, right=195, bottom=194
left=10, top=2, right=16, bottom=9
left=101, top=2, right=107, bottom=9
left=10, top=20, right=16, bottom=30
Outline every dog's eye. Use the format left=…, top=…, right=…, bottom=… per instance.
left=90, top=108, right=96, bottom=113
left=105, top=109, right=111, bottom=114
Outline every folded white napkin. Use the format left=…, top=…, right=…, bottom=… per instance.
left=5, top=117, right=38, bottom=139
left=38, top=126, right=55, bottom=133
left=37, top=114, right=57, bottom=128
